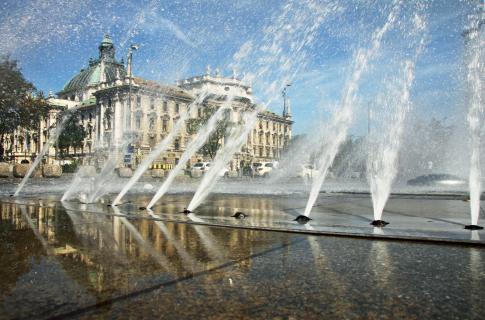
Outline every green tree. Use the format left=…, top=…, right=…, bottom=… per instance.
left=56, top=110, right=87, bottom=159
left=186, top=105, right=230, bottom=159
left=0, top=56, right=51, bottom=160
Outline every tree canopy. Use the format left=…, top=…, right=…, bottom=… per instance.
left=0, top=56, right=51, bottom=159
left=56, top=110, right=87, bottom=159
left=187, top=105, right=230, bottom=159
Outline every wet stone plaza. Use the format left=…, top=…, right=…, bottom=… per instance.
left=1, top=183, right=484, bottom=319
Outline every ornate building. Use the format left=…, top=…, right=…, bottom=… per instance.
left=45, top=35, right=292, bottom=169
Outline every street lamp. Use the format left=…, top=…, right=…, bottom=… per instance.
left=126, top=44, right=139, bottom=165
left=282, top=83, right=291, bottom=117
left=127, top=44, right=139, bottom=129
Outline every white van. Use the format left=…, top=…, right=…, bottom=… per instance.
left=191, top=162, right=229, bottom=178
left=190, top=162, right=210, bottom=177
left=252, top=162, right=277, bottom=177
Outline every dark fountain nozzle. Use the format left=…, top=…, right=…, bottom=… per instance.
left=294, top=215, right=311, bottom=224
left=371, top=220, right=389, bottom=227
left=232, top=211, right=247, bottom=219
left=464, top=224, right=483, bottom=230
left=182, top=208, right=192, bottom=214
left=139, top=207, right=146, bottom=210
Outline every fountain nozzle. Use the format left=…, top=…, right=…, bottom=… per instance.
left=139, top=207, right=146, bottom=210
left=182, top=208, right=192, bottom=214
left=232, top=211, right=247, bottom=219
left=371, top=220, right=389, bottom=227
left=464, top=225, right=483, bottom=230
left=294, top=215, right=311, bottom=224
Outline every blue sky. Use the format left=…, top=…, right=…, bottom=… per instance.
left=0, top=0, right=480, bottom=135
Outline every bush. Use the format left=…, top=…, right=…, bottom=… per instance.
left=62, top=162, right=78, bottom=173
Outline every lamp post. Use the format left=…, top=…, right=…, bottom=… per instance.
left=127, top=44, right=139, bottom=131
left=127, top=44, right=139, bottom=166
left=282, top=83, right=291, bottom=117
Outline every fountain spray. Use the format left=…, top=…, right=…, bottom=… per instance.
left=111, top=90, right=209, bottom=206
left=368, top=7, right=427, bottom=227
left=146, top=102, right=233, bottom=210
left=465, top=5, right=485, bottom=230
left=187, top=0, right=336, bottom=212
left=299, top=0, right=402, bottom=223
left=14, top=107, right=79, bottom=197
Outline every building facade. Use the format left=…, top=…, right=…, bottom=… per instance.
left=44, top=35, right=292, bottom=170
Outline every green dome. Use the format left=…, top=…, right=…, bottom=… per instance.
left=59, top=34, right=125, bottom=95
left=60, top=62, right=126, bottom=94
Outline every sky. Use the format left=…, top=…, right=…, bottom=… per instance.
left=0, top=0, right=481, bottom=135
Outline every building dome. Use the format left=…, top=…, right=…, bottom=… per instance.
left=58, top=34, right=126, bottom=96
left=60, top=62, right=126, bottom=94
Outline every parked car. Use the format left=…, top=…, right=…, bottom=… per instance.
left=407, top=174, right=466, bottom=186
left=191, top=162, right=229, bottom=178
left=253, top=162, right=277, bottom=177
left=297, top=164, right=320, bottom=179
left=190, top=162, right=210, bottom=177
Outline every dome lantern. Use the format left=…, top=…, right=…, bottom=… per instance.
left=99, top=34, right=115, bottom=62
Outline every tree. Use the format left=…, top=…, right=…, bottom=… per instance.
left=186, top=105, right=230, bottom=159
left=0, top=56, right=51, bottom=160
left=56, top=110, right=87, bottom=159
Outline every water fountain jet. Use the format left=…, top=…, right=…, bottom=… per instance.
left=371, top=220, right=389, bottom=227
left=232, top=211, right=247, bottom=219
left=294, top=215, right=312, bottom=224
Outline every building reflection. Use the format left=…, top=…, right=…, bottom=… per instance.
left=0, top=201, right=287, bottom=298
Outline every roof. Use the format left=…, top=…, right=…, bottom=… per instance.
left=59, top=61, right=126, bottom=94
left=133, top=77, right=193, bottom=99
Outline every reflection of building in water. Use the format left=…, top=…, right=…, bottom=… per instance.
left=0, top=202, right=285, bottom=293
left=34, top=34, right=292, bottom=168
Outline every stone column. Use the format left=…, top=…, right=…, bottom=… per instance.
left=99, top=101, right=105, bottom=147
left=113, top=97, right=123, bottom=146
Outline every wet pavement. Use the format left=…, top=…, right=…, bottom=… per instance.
left=0, top=193, right=484, bottom=319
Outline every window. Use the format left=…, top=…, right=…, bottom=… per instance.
left=174, top=138, right=180, bottom=150
left=136, top=96, right=141, bottom=108
left=163, top=101, right=168, bottom=112
left=162, top=118, right=168, bottom=132
left=150, top=98, right=155, bottom=110
left=175, top=103, right=180, bottom=113
left=136, top=116, right=141, bottom=129
left=149, top=117, right=155, bottom=130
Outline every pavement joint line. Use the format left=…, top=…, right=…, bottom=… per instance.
left=41, top=238, right=305, bottom=320
left=134, top=214, right=485, bottom=247
left=4, top=198, right=484, bottom=247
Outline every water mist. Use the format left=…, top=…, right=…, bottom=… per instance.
left=301, top=0, right=403, bottom=220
